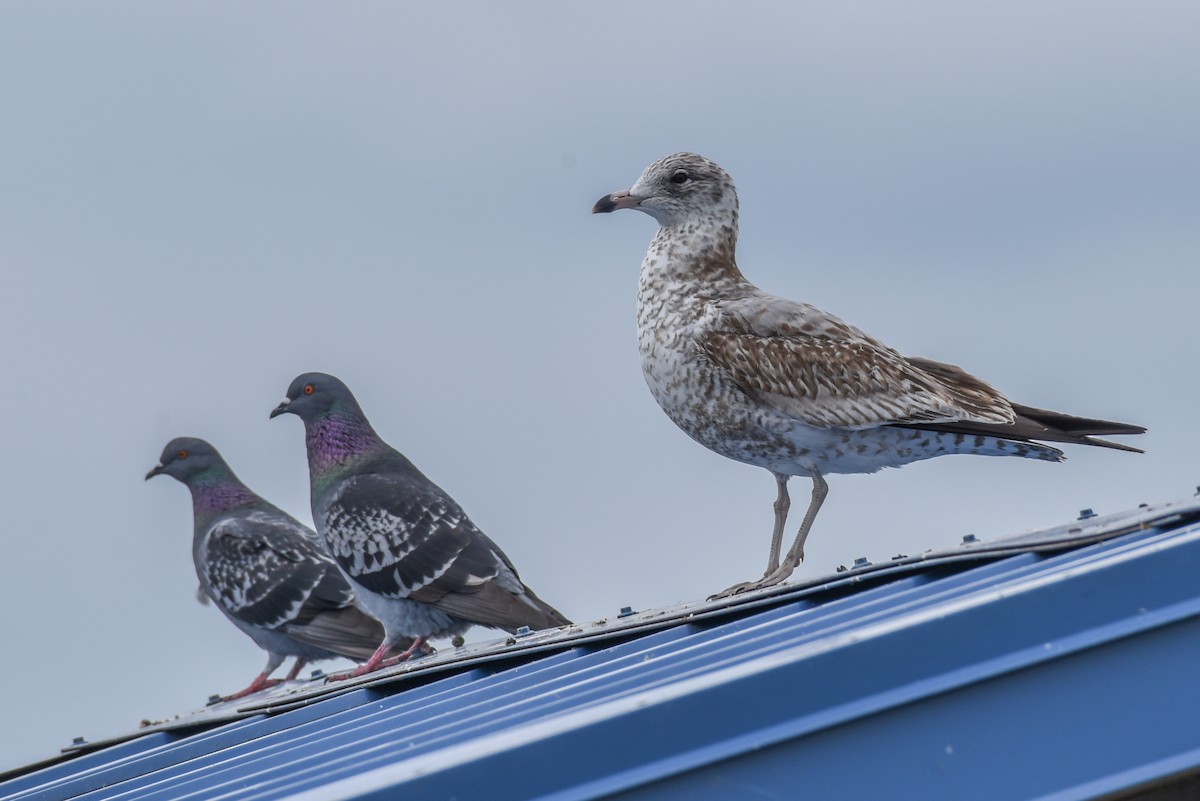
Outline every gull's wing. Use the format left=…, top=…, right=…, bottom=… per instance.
left=696, top=293, right=1016, bottom=429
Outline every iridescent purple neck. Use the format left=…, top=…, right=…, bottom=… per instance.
left=305, top=412, right=384, bottom=474
left=189, top=479, right=256, bottom=518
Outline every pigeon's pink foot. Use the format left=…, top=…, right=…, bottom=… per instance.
left=325, top=636, right=428, bottom=682
left=284, top=659, right=309, bottom=682
left=222, top=672, right=282, bottom=701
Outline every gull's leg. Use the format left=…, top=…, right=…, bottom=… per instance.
left=765, top=472, right=791, bottom=575
left=712, top=470, right=828, bottom=598
left=770, top=470, right=828, bottom=579
left=712, top=473, right=791, bottom=599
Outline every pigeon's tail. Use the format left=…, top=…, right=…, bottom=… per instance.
left=512, top=586, right=572, bottom=633
left=286, top=605, right=415, bottom=662
left=430, top=580, right=571, bottom=635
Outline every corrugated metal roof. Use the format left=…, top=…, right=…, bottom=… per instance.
left=7, top=494, right=1200, bottom=801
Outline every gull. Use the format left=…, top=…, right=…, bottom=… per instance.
left=593, top=151, right=1144, bottom=596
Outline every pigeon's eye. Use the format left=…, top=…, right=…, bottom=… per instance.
left=303, top=384, right=315, bottom=396
left=670, top=170, right=690, bottom=185
left=177, top=450, right=189, bottom=460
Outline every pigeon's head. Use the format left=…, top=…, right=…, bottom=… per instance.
left=271, top=372, right=354, bottom=423
left=592, top=152, right=738, bottom=228
left=146, top=437, right=224, bottom=484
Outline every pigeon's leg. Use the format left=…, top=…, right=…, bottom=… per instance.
left=327, top=641, right=393, bottom=681
left=712, top=471, right=828, bottom=598
left=326, top=636, right=428, bottom=682
left=376, top=636, right=429, bottom=668
left=284, top=658, right=309, bottom=682
left=765, top=472, right=791, bottom=575
left=223, top=652, right=285, bottom=700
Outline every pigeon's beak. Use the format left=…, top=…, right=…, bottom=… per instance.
left=144, top=463, right=164, bottom=481
left=592, top=189, right=642, bottom=214
left=269, top=398, right=292, bottom=419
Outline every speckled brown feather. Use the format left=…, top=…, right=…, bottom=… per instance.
left=699, top=294, right=1017, bottom=430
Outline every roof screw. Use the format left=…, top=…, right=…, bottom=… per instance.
left=310, top=669, right=324, bottom=679
left=892, top=553, right=907, bottom=560
left=853, top=557, right=870, bottom=568
left=836, top=565, right=848, bottom=573
left=1195, top=486, right=1199, bottom=496
left=206, top=695, right=222, bottom=706
left=71, top=736, right=86, bottom=746
left=962, top=534, right=978, bottom=543
left=1078, top=508, right=1096, bottom=520
left=516, top=625, right=532, bottom=636
left=1138, top=503, right=1149, bottom=509
left=618, top=606, right=635, bottom=618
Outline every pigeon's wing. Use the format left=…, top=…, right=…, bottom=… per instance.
left=282, top=602, right=395, bottom=662
left=420, top=527, right=570, bottom=632
left=203, top=511, right=396, bottom=657
left=696, top=293, right=1016, bottom=429
left=323, top=472, right=569, bottom=632
left=203, top=512, right=346, bottom=632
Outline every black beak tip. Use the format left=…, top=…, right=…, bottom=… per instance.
left=592, top=194, right=618, bottom=214
left=144, top=468, right=160, bottom=481
left=269, top=402, right=290, bottom=420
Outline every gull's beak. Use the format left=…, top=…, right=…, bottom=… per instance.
left=592, top=188, right=642, bottom=214
left=269, top=398, right=292, bottom=419
left=145, top=463, right=164, bottom=481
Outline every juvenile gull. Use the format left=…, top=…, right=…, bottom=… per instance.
left=147, top=438, right=410, bottom=699
left=593, top=152, right=1145, bottom=596
left=271, top=372, right=571, bottom=679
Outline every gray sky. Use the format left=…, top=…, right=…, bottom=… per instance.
left=2, top=2, right=1197, bottom=771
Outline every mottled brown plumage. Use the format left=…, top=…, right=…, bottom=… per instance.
left=699, top=296, right=1018, bottom=429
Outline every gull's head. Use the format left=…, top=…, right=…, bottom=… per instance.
left=592, top=152, right=738, bottom=228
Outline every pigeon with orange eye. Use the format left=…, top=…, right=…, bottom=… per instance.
left=147, top=437, right=416, bottom=700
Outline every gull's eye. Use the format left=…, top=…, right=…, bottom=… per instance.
left=177, top=450, right=189, bottom=460
left=303, top=384, right=315, bottom=396
left=670, top=170, right=690, bottom=185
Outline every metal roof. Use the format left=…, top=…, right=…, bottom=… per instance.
left=7, top=493, right=1200, bottom=801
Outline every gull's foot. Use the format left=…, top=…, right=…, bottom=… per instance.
left=709, top=579, right=761, bottom=600
left=708, top=562, right=798, bottom=600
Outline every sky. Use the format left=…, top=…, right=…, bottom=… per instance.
left=2, top=1, right=1198, bottom=772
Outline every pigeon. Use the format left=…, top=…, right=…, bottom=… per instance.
left=593, top=151, right=1145, bottom=596
left=147, top=437, right=412, bottom=699
left=270, top=372, right=570, bottom=678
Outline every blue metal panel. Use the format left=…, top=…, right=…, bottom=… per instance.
left=5, top=498, right=1200, bottom=801
left=607, top=615, right=1200, bottom=801
left=284, top=523, right=1200, bottom=801
left=0, top=732, right=176, bottom=798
